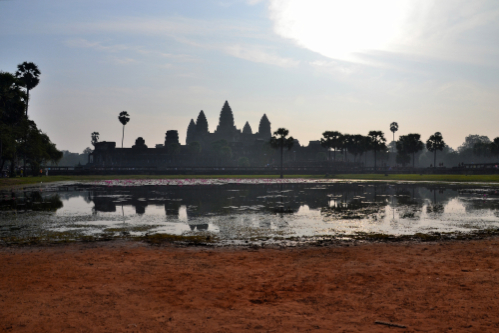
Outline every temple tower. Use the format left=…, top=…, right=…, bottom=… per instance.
left=257, top=114, right=271, bottom=140
left=215, top=101, right=238, bottom=135
left=195, top=110, right=209, bottom=135
left=186, top=119, right=196, bottom=144
left=165, top=130, right=179, bottom=147
left=242, top=121, right=253, bottom=135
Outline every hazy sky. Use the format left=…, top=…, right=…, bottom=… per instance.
left=2, top=0, right=499, bottom=152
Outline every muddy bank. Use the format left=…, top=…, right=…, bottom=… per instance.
left=1, top=239, right=499, bottom=332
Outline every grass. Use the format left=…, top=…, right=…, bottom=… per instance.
left=3, top=173, right=499, bottom=190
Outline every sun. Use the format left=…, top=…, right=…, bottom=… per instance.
left=270, top=0, right=415, bottom=62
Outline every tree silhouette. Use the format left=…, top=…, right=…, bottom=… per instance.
left=367, top=131, right=387, bottom=171
left=397, top=133, right=424, bottom=168
left=490, top=137, right=499, bottom=156
left=118, top=111, right=130, bottom=148
left=91, top=132, right=99, bottom=146
left=426, top=132, right=445, bottom=168
left=15, top=62, right=40, bottom=116
left=269, top=128, right=294, bottom=178
left=389, top=122, right=398, bottom=151
left=341, top=134, right=353, bottom=162
left=347, top=134, right=366, bottom=162
left=320, top=131, right=342, bottom=171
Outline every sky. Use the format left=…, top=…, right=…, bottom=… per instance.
left=2, top=0, right=499, bottom=153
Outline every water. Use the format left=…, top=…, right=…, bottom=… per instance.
left=2, top=180, right=499, bottom=245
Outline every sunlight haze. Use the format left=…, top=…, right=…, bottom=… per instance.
left=2, top=0, right=499, bottom=153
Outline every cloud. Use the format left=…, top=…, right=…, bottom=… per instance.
left=109, top=56, right=137, bottom=65
left=65, top=39, right=131, bottom=52
left=225, top=44, right=299, bottom=67
left=309, top=60, right=358, bottom=76
left=267, top=0, right=499, bottom=67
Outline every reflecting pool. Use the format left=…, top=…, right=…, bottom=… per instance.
left=2, top=180, right=499, bottom=245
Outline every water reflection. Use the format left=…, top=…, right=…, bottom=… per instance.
left=2, top=182, right=499, bottom=243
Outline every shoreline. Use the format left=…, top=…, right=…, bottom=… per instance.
left=4, top=173, right=499, bottom=190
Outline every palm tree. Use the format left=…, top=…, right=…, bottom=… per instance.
left=269, top=128, right=294, bottom=179
left=118, top=111, right=130, bottom=148
left=320, top=131, right=342, bottom=171
left=397, top=133, right=424, bottom=168
left=15, top=62, right=41, bottom=117
left=389, top=122, right=398, bottom=152
left=367, top=131, right=387, bottom=171
left=348, top=134, right=365, bottom=162
left=320, top=131, right=342, bottom=158
left=426, top=132, right=445, bottom=168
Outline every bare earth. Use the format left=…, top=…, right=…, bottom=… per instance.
left=1, top=239, right=499, bottom=333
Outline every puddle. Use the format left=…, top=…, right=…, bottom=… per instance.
left=2, top=181, right=499, bottom=245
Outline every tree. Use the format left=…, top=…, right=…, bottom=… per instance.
left=458, top=134, right=490, bottom=153
left=21, top=120, right=62, bottom=174
left=341, top=134, right=353, bottom=162
left=426, top=132, right=445, bottom=168
left=91, top=132, right=99, bottom=146
left=473, top=141, right=490, bottom=158
left=0, top=72, right=27, bottom=174
left=83, top=147, right=92, bottom=155
left=490, top=137, right=499, bottom=156
left=320, top=131, right=343, bottom=162
left=396, top=152, right=411, bottom=166
left=118, top=111, right=130, bottom=148
left=15, top=62, right=40, bottom=116
left=269, top=128, right=294, bottom=178
left=188, top=141, right=202, bottom=154
left=389, top=122, right=398, bottom=152
left=396, top=133, right=424, bottom=168
left=346, top=134, right=365, bottom=162
left=367, top=131, right=387, bottom=170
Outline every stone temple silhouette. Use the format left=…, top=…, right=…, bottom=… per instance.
left=186, top=101, right=271, bottom=147
left=89, top=101, right=324, bottom=167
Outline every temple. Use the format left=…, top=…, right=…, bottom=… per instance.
left=89, top=101, right=324, bottom=167
left=186, top=101, right=271, bottom=147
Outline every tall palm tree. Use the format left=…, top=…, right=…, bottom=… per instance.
left=118, top=111, right=130, bottom=148
left=269, top=128, right=294, bottom=179
left=389, top=122, right=398, bottom=152
left=426, top=132, right=445, bottom=168
left=15, top=62, right=41, bottom=117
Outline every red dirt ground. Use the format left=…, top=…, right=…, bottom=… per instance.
left=1, top=239, right=499, bottom=332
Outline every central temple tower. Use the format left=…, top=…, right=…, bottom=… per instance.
left=214, top=101, right=240, bottom=141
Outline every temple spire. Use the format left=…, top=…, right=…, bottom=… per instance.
left=216, top=101, right=236, bottom=133
left=242, top=121, right=252, bottom=135
left=196, top=110, right=209, bottom=135
left=186, top=119, right=196, bottom=144
left=258, top=114, right=271, bottom=139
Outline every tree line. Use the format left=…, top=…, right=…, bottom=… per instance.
left=269, top=123, right=499, bottom=171
left=0, top=62, right=62, bottom=176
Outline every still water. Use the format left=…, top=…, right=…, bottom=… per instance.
left=2, top=181, right=499, bottom=245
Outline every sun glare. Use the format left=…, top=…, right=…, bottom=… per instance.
left=270, top=0, right=416, bottom=62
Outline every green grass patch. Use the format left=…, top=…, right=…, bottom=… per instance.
left=4, top=173, right=499, bottom=190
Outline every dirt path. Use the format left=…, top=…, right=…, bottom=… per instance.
left=1, top=239, right=499, bottom=332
